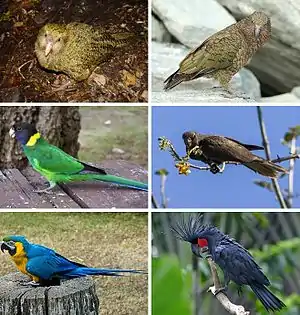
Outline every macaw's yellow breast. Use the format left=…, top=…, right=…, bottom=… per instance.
left=11, top=242, right=39, bottom=282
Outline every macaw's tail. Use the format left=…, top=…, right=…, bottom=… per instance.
left=65, top=267, right=145, bottom=278
left=68, top=173, right=148, bottom=191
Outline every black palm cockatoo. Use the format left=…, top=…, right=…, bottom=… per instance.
left=170, top=214, right=286, bottom=312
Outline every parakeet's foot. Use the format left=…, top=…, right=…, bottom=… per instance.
left=33, top=182, right=56, bottom=194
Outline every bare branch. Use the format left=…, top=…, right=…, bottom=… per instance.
left=287, top=138, right=297, bottom=206
left=256, top=106, right=287, bottom=209
left=206, top=257, right=250, bottom=315
left=151, top=194, right=159, bottom=208
left=271, top=154, right=300, bottom=164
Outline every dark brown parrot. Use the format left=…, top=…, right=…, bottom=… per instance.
left=182, top=131, right=288, bottom=178
left=164, top=11, right=271, bottom=91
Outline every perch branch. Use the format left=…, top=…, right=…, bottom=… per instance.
left=206, top=256, right=250, bottom=315
left=287, top=138, right=297, bottom=206
left=256, top=106, right=287, bottom=209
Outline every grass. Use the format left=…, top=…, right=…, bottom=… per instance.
left=78, top=106, right=148, bottom=168
left=0, top=212, right=148, bottom=314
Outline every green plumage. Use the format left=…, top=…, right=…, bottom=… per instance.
left=10, top=123, right=147, bottom=192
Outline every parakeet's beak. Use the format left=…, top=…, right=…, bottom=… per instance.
left=1, top=241, right=16, bottom=255
left=254, top=25, right=261, bottom=39
left=45, top=40, right=53, bottom=57
left=9, top=128, right=15, bottom=138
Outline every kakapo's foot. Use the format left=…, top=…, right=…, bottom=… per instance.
left=50, top=74, right=77, bottom=92
left=33, top=182, right=56, bottom=194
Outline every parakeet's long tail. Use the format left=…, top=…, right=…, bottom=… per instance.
left=244, top=160, right=288, bottom=178
left=66, top=173, right=148, bottom=191
left=65, top=267, right=145, bottom=278
left=250, top=283, right=285, bottom=312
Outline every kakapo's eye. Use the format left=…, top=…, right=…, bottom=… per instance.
left=44, top=33, right=47, bottom=37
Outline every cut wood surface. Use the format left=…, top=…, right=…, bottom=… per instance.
left=0, top=273, right=99, bottom=315
left=0, top=160, right=148, bottom=209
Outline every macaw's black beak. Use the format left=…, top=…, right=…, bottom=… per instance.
left=1, top=241, right=16, bottom=255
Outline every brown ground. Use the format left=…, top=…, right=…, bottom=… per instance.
left=0, top=212, right=148, bottom=314
left=0, top=0, right=148, bottom=102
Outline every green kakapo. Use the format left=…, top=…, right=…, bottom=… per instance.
left=35, top=22, right=134, bottom=81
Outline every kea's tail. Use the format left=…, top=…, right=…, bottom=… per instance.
left=244, top=159, right=288, bottom=178
left=65, top=267, right=145, bottom=278
left=164, top=69, right=185, bottom=91
left=70, top=173, right=148, bottom=191
left=250, top=283, right=286, bottom=312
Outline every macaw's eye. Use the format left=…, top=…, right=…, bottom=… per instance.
left=16, top=126, right=22, bottom=131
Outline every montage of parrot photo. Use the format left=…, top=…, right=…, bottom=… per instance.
left=170, top=214, right=286, bottom=312
left=182, top=131, right=288, bottom=178
left=163, top=11, right=271, bottom=91
left=0, top=235, right=144, bottom=286
left=35, top=22, right=135, bottom=81
left=9, top=122, right=148, bottom=193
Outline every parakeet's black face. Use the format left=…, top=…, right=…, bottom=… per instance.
left=10, top=122, right=38, bottom=145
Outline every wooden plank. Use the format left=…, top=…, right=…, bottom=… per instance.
left=60, top=160, right=148, bottom=209
left=0, top=273, right=99, bottom=315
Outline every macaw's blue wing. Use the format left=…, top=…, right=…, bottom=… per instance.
left=26, top=252, right=144, bottom=280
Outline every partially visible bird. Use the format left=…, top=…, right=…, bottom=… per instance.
left=170, top=214, right=286, bottom=312
left=164, top=11, right=271, bottom=91
left=1, top=235, right=144, bottom=286
left=182, top=131, right=288, bottom=178
left=9, top=122, right=148, bottom=193
left=35, top=22, right=134, bottom=81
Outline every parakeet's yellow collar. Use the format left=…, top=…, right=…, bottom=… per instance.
left=26, top=133, right=41, bottom=147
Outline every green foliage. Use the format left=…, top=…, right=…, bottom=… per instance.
left=283, top=126, right=300, bottom=142
left=152, top=256, right=192, bottom=315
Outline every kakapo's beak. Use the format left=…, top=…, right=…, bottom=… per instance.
left=1, top=241, right=16, bottom=255
left=45, top=40, right=53, bottom=57
left=9, top=127, right=15, bottom=138
left=254, top=25, right=261, bottom=39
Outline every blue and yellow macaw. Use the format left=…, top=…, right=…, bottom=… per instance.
left=1, top=236, right=144, bottom=286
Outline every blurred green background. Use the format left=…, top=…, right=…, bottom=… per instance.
left=152, top=213, right=300, bottom=315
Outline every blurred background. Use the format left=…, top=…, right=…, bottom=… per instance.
left=152, top=106, right=300, bottom=208
left=152, top=212, right=300, bottom=315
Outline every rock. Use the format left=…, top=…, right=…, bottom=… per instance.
left=112, top=148, right=125, bottom=154
left=104, top=120, right=111, bottom=126
left=152, top=15, right=171, bottom=42
left=152, top=0, right=236, bottom=48
left=216, top=0, right=300, bottom=94
left=151, top=42, right=260, bottom=102
left=261, top=87, right=300, bottom=103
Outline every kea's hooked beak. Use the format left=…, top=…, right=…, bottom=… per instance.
left=254, top=25, right=261, bottom=40
left=45, top=39, right=53, bottom=57
left=9, top=127, right=15, bottom=138
left=1, top=240, right=16, bottom=255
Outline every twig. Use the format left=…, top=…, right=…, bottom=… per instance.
left=288, top=138, right=297, bottom=206
left=206, top=256, right=250, bottom=315
left=256, top=106, right=287, bottom=209
left=18, top=59, right=34, bottom=80
left=271, top=154, right=299, bottom=164
left=160, top=173, right=168, bottom=208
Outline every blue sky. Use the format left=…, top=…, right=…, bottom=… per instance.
left=152, top=106, right=300, bottom=208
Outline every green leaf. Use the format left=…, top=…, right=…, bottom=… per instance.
left=152, top=256, right=192, bottom=315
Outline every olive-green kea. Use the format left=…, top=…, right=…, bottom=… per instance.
left=164, top=11, right=271, bottom=91
left=182, top=131, right=288, bottom=178
left=35, top=22, right=134, bottom=81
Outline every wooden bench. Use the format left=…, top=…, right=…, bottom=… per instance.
left=0, top=160, right=148, bottom=209
left=0, top=273, right=99, bottom=315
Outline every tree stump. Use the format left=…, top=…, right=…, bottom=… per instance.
left=0, top=273, right=99, bottom=315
